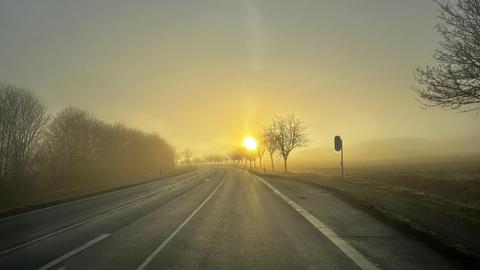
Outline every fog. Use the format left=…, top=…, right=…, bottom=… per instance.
left=289, top=136, right=480, bottom=168
left=1, top=2, right=479, bottom=268
left=1, top=0, right=479, bottom=158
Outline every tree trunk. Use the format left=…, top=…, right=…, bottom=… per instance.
left=284, top=157, right=288, bottom=172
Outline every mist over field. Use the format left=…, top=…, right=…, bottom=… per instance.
left=290, top=136, right=480, bottom=168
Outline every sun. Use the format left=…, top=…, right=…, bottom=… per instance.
left=243, top=136, right=257, bottom=151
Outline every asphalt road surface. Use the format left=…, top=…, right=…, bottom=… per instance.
left=0, top=167, right=462, bottom=269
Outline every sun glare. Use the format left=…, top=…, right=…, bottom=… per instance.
left=243, top=136, right=257, bottom=151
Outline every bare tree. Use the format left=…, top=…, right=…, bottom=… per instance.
left=229, top=147, right=245, bottom=165
left=262, top=119, right=278, bottom=170
left=182, top=148, right=193, bottom=165
left=223, top=154, right=230, bottom=165
left=256, top=137, right=266, bottom=168
left=174, top=150, right=181, bottom=167
left=0, top=83, right=48, bottom=193
left=40, top=107, right=98, bottom=181
left=274, top=113, right=309, bottom=172
left=415, top=0, right=480, bottom=112
left=227, top=151, right=237, bottom=165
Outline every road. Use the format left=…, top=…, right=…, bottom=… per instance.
left=0, top=167, right=462, bottom=269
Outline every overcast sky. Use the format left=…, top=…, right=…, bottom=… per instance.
left=1, top=0, right=479, bottom=153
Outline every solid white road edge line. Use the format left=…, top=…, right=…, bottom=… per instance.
left=37, top=233, right=110, bottom=270
left=136, top=177, right=226, bottom=270
left=254, top=175, right=381, bottom=270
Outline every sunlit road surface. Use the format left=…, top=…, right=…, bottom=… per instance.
left=0, top=167, right=461, bottom=270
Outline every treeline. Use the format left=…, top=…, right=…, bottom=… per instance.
left=187, top=113, right=309, bottom=172
left=0, top=83, right=175, bottom=198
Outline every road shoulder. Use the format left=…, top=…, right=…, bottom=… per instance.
left=255, top=171, right=468, bottom=269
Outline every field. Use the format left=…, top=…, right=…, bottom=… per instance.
left=295, top=161, right=480, bottom=209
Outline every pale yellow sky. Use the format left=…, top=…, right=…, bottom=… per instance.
left=1, top=0, right=479, bottom=155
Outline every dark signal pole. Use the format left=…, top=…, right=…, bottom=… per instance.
left=341, top=145, right=344, bottom=177
left=334, top=135, right=344, bottom=178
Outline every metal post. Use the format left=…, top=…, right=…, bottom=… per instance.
left=341, top=147, right=344, bottom=178
left=334, top=135, right=344, bottom=178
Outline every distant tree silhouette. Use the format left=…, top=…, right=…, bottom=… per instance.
left=227, top=151, right=237, bottom=165
left=262, top=119, right=278, bottom=170
left=256, top=136, right=266, bottom=168
left=203, top=154, right=227, bottom=165
left=204, top=154, right=212, bottom=164
left=182, top=148, right=193, bottom=165
left=174, top=151, right=181, bottom=167
left=192, top=157, right=204, bottom=164
left=245, top=150, right=256, bottom=169
left=415, top=0, right=480, bottom=112
left=222, top=154, right=229, bottom=165
left=229, top=147, right=245, bottom=165
left=216, top=154, right=224, bottom=164
left=274, top=113, right=309, bottom=172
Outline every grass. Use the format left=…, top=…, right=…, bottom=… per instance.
left=296, top=161, right=480, bottom=217
left=0, top=167, right=197, bottom=219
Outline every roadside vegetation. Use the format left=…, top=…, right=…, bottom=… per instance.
left=0, top=83, right=175, bottom=205
left=298, top=162, right=480, bottom=216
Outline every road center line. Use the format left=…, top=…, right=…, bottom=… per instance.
left=136, top=177, right=225, bottom=270
left=254, top=175, right=381, bottom=270
left=37, top=233, right=110, bottom=270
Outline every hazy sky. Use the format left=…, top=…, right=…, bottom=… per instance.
left=1, top=0, right=479, bottom=154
